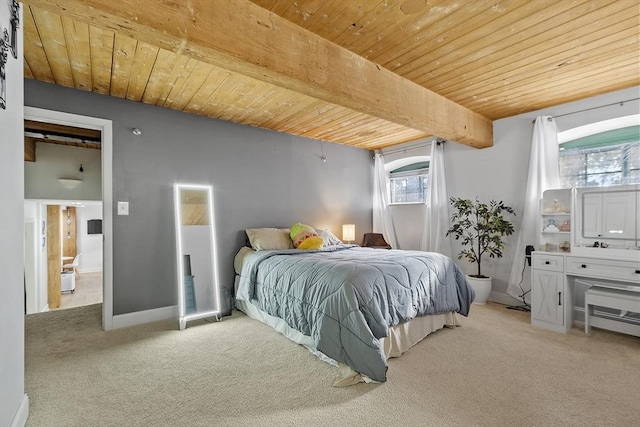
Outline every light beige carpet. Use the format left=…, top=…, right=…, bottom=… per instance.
left=25, top=302, right=639, bottom=426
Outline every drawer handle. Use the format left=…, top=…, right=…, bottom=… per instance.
left=558, top=292, right=562, bottom=306
left=545, top=261, right=550, bottom=265
left=636, top=270, right=640, bottom=274
left=581, top=264, right=587, bottom=268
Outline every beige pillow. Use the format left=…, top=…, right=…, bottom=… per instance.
left=245, top=228, right=293, bottom=251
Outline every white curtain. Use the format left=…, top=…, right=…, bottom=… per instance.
left=507, top=116, right=560, bottom=302
left=373, top=152, right=398, bottom=248
left=421, top=141, right=452, bottom=257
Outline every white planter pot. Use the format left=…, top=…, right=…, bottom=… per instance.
left=466, top=275, right=492, bottom=304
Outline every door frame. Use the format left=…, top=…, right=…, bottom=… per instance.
left=24, top=107, right=114, bottom=330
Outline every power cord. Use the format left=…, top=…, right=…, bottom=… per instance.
left=506, top=256, right=531, bottom=312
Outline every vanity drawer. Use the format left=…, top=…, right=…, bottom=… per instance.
left=566, top=257, right=640, bottom=284
left=532, top=253, right=564, bottom=272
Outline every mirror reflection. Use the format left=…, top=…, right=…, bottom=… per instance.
left=174, top=184, right=220, bottom=330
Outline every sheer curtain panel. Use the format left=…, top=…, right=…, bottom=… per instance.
left=421, top=141, right=451, bottom=257
left=507, top=117, right=560, bottom=303
left=373, top=152, right=398, bottom=248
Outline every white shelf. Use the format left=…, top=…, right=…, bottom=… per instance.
left=542, top=231, right=570, bottom=234
left=541, top=212, right=570, bottom=216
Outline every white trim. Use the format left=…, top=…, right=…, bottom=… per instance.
left=111, top=305, right=178, bottom=329
left=24, top=107, right=114, bottom=330
left=557, top=114, right=640, bottom=143
left=10, top=394, right=29, bottom=427
left=77, top=268, right=103, bottom=274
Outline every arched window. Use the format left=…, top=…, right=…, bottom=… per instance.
left=558, top=115, right=639, bottom=188
left=388, top=160, right=429, bottom=204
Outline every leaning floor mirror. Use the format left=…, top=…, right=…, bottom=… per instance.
left=174, top=183, right=221, bottom=330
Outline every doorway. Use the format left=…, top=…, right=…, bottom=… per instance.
left=24, top=107, right=114, bottom=330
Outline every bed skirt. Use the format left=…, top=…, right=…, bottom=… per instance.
left=234, top=275, right=457, bottom=386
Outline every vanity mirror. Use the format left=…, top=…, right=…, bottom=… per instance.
left=174, top=183, right=221, bottom=330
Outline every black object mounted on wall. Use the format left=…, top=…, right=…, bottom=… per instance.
left=87, top=219, right=102, bottom=235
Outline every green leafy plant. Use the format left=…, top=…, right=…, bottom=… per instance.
left=446, top=197, right=516, bottom=278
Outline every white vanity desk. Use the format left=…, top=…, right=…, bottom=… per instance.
left=531, top=249, right=640, bottom=336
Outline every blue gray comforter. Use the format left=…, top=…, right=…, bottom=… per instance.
left=236, top=245, right=474, bottom=382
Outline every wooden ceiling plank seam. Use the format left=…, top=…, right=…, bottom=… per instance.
left=23, top=0, right=493, bottom=148
left=355, top=128, right=432, bottom=151
left=423, top=0, right=631, bottom=94
left=269, top=99, right=329, bottom=132
left=214, top=79, right=268, bottom=122
left=348, top=0, right=469, bottom=63
left=110, top=33, right=139, bottom=98
left=125, top=41, right=160, bottom=102
left=294, top=104, right=360, bottom=135
left=445, top=22, right=640, bottom=102
left=230, top=83, right=289, bottom=124
left=463, top=42, right=640, bottom=110
left=319, top=1, right=396, bottom=48
left=164, top=59, right=216, bottom=111
left=162, top=57, right=204, bottom=109
left=154, top=55, right=192, bottom=107
left=301, top=110, right=371, bottom=140
left=23, top=60, right=35, bottom=78
left=370, top=0, right=506, bottom=73
left=140, top=49, right=181, bottom=105
left=182, top=67, right=235, bottom=115
left=61, top=15, right=92, bottom=91
left=199, top=75, right=253, bottom=119
left=88, top=25, right=115, bottom=95
left=395, top=0, right=578, bottom=81
left=411, top=0, right=615, bottom=88
left=276, top=101, right=346, bottom=134
left=217, top=81, right=285, bottom=124
left=250, top=89, right=312, bottom=128
left=312, top=115, right=396, bottom=142
left=22, top=6, right=56, bottom=82
left=474, top=58, right=640, bottom=111
left=31, top=7, right=75, bottom=87
left=488, top=62, right=640, bottom=114
left=429, top=3, right=637, bottom=97
left=273, top=0, right=327, bottom=28
left=277, top=0, right=366, bottom=41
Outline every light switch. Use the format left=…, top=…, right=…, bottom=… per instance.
left=117, top=201, right=129, bottom=216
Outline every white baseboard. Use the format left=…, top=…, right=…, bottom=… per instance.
left=10, top=394, right=29, bottom=427
left=111, top=305, right=178, bottom=329
left=489, top=291, right=525, bottom=307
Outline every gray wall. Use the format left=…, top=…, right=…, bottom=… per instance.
left=25, top=79, right=373, bottom=316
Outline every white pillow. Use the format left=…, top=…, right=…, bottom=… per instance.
left=317, top=229, right=343, bottom=247
left=245, top=228, right=293, bottom=251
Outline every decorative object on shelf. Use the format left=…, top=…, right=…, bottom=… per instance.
left=543, top=218, right=559, bottom=232
left=0, top=1, right=20, bottom=110
left=447, top=197, right=516, bottom=304
left=559, top=219, right=571, bottom=232
left=10, top=0, right=19, bottom=59
left=559, top=241, right=570, bottom=252
left=0, top=28, right=8, bottom=110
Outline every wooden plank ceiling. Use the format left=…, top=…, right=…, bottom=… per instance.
left=21, top=0, right=640, bottom=151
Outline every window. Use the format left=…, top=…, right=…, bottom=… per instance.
left=559, top=124, right=639, bottom=188
left=389, top=162, right=429, bottom=204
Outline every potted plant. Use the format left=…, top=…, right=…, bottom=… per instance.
left=446, top=197, right=516, bottom=304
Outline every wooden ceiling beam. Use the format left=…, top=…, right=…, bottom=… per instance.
left=23, top=0, right=493, bottom=148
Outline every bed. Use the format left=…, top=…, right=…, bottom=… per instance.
left=234, top=227, right=475, bottom=385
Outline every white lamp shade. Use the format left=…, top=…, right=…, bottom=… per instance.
left=342, top=224, right=355, bottom=242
